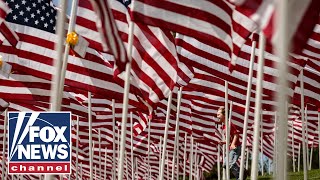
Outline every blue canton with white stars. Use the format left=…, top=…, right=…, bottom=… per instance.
left=5, top=0, right=57, bottom=33
left=116, top=0, right=131, bottom=8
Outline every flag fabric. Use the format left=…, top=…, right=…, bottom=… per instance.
left=110, top=0, right=182, bottom=106
left=176, top=33, right=307, bottom=102
left=229, top=0, right=320, bottom=54
left=0, top=0, right=19, bottom=47
left=85, top=0, right=129, bottom=70
left=0, top=0, right=8, bottom=24
left=130, top=0, right=257, bottom=69
left=1, top=0, right=129, bottom=97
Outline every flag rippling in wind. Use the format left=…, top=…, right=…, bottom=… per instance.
left=86, top=0, right=129, bottom=71
left=130, top=0, right=257, bottom=70
left=1, top=0, right=127, bottom=97
left=0, top=0, right=8, bottom=24
left=0, top=0, right=19, bottom=47
left=229, top=0, right=320, bottom=54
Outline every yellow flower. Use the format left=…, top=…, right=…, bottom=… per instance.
left=0, top=55, right=3, bottom=69
left=66, top=31, right=79, bottom=46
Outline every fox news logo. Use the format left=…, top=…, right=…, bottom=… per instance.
left=8, top=112, right=71, bottom=174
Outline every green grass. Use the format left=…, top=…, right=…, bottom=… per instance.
left=242, top=169, right=320, bottom=180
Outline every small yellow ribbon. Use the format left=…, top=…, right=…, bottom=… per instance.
left=66, top=31, right=79, bottom=46
left=0, top=55, right=3, bottom=69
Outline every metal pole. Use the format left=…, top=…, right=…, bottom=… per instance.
left=99, top=129, right=102, bottom=178
left=224, top=81, right=230, bottom=180
left=104, top=148, right=107, bottom=180
left=250, top=32, right=265, bottom=179
left=189, top=136, right=194, bottom=180
left=246, top=147, right=249, bottom=171
left=130, top=112, right=135, bottom=180
left=261, top=113, right=264, bottom=176
left=88, top=92, right=93, bottom=180
left=117, top=14, right=135, bottom=179
left=159, top=92, right=173, bottom=180
left=147, top=117, right=151, bottom=179
left=275, top=0, right=289, bottom=179
left=301, top=70, right=308, bottom=180
left=159, top=136, right=162, bottom=177
left=126, top=152, right=129, bottom=180
left=309, top=142, right=314, bottom=170
left=292, top=127, right=296, bottom=172
left=76, top=115, right=80, bottom=180
left=183, top=133, right=187, bottom=180
left=218, top=144, right=221, bottom=180
left=112, top=99, right=116, bottom=180
left=305, top=106, right=309, bottom=170
left=239, top=36, right=257, bottom=180
left=298, top=143, right=301, bottom=172
left=46, top=1, right=67, bottom=179
left=58, top=0, right=79, bottom=108
left=172, top=87, right=183, bottom=180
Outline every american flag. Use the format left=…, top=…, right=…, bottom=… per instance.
left=0, top=0, right=8, bottom=24
left=1, top=0, right=130, bottom=98
left=87, top=0, right=129, bottom=70
left=5, top=0, right=57, bottom=33
left=130, top=0, right=257, bottom=70
left=229, top=0, right=320, bottom=55
left=0, top=0, right=19, bottom=47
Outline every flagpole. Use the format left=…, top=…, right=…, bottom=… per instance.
left=261, top=113, right=264, bottom=176
left=58, top=0, right=79, bottom=107
left=194, top=143, right=198, bottom=179
left=183, top=133, right=187, bottom=180
left=224, top=81, right=230, bottom=180
left=292, top=126, right=295, bottom=172
left=49, top=0, right=67, bottom=112
left=309, top=142, right=313, bottom=170
left=159, top=136, right=162, bottom=177
left=99, top=129, right=102, bottom=178
left=112, top=99, right=116, bottom=180
left=189, top=136, right=194, bottom=180
left=125, top=152, right=129, bottom=180
left=218, top=144, right=221, bottom=180
left=273, top=111, right=277, bottom=178
left=104, top=147, right=107, bottom=180
left=298, top=143, right=301, bottom=172
left=76, top=115, right=80, bottom=180
left=117, top=17, right=134, bottom=180
left=246, top=147, right=249, bottom=171
left=171, top=87, right=183, bottom=180
left=1, top=109, right=7, bottom=180
left=176, top=136, right=180, bottom=180
left=250, top=32, right=265, bottom=179
left=147, top=117, right=151, bottom=179
left=275, top=0, right=290, bottom=179
left=159, top=91, right=173, bottom=180
left=46, top=0, right=67, bottom=178
left=239, top=35, right=256, bottom=180
left=300, top=70, right=308, bottom=180
left=130, top=112, right=135, bottom=180
left=88, top=92, right=93, bottom=180
left=305, top=106, right=310, bottom=170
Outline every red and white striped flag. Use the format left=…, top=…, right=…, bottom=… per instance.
left=131, top=0, right=257, bottom=69
left=229, top=0, right=320, bottom=54
left=0, top=0, right=8, bottom=24
left=85, top=0, right=129, bottom=71
left=0, top=0, right=19, bottom=47
left=110, top=0, right=185, bottom=106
